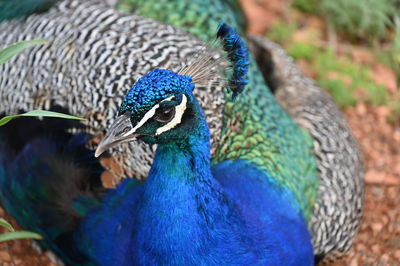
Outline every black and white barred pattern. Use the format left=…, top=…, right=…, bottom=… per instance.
left=249, top=36, right=364, bottom=260
left=0, top=0, right=225, bottom=182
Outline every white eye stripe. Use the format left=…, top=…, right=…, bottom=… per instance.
left=156, top=94, right=187, bottom=135
left=122, top=95, right=175, bottom=137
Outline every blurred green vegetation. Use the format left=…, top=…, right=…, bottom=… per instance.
left=320, top=0, right=393, bottom=41
left=291, top=0, right=319, bottom=15
left=267, top=0, right=399, bottom=119
left=293, top=0, right=395, bottom=41
left=292, top=0, right=400, bottom=82
left=287, top=42, right=388, bottom=108
left=267, top=21, right=296, bottom=45
left=0, top=218, right=42, bottom=242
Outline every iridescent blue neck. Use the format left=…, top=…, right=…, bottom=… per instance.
left=147, top=117, right=213, bottom=187
left=148, top=100, right=213, bottom=183
left=132, top=103, right=246, bottom=264
left=128, top=100, right=314, bottom=265
left=138, top=103, right=226, bottom=225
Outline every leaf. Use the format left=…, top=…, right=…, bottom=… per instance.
left=0, top=116, right=12, bottom=127
left=0, top=39, right=46, bottom=66
left=0, top=110, right=87, bottom=127
left=0, top=231, right=42, bottom=242
left=0, top=218, right=14, bottom=232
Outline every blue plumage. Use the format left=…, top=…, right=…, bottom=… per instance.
left=119, top=69, right=194, bottom=116
left=0, top=116, right=104, bottom=265
left=119, top=68, right=194, bottom=119
left=82, top=104, right=313, bottom=265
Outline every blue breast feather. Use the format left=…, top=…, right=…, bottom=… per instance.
left=78, top=142, right=313, bottom=265
left=0, top=116, right=104, bottom=264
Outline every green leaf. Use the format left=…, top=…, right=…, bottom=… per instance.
left=0, top=110, right=87, bottom=127
left=0, top=39, right=46, bottom=66
left=0, top=231, right=42, bottom=242
left=0, top=218, right=14, bottom=232
left=0, top=116, right=12, bottom=127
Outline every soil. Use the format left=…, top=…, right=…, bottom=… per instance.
left=338, top=106, right=400, bottom=265
left=1, top=0, right=399, bottom=265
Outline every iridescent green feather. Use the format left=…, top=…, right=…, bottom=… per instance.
left=117, top=0, right=245, bottom=42
left=117, top=0, right=319, bottom=219
left=0, top=0, right=57, bottom=22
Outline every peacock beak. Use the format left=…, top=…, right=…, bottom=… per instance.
left=95, top=112, right=138, bottom=157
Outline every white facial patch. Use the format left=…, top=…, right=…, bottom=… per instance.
left=122, top=96, right=175, bottom=137
left=156, top=94, right=187, bottom=136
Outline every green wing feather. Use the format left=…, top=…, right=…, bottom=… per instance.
left=0, top=0, right=58, bottom=22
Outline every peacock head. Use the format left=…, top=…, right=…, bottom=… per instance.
left=95, top=22, right=248, bottom=157
left=95, top=68, right=201, bottom=157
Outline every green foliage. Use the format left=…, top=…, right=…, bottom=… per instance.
left=0, top=231, right=42, bottom=242
left=268, top=21, right=296, bottom=45
left=286, top=43, right=388, bottom=107
left=292, top=0, right=398, bottom=42
left=0, top=110, right=86, bottom=127
left=0, top=218, right=14, bottom=232
left=320, top=0, right=394, bottom=41
left=0, top=39, right=45, bottom=65
left=320, top=79, right=356, bottom=107
left=292, top=0, right=319, bottom=14
left=287, top=42, right=315, bottom=61
left=0, top=218, right=42, bottom=242
left=290, top=0, right=399, bottom=119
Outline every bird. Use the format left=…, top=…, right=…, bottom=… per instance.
left=0, top=0, right=364, bottom=264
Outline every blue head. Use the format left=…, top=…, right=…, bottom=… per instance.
left=118, top=68, right=194, bottom=119
left=95, top=68, right=203, bottom=156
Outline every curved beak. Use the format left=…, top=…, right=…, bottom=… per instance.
left=95, top=112, right=138, bottom=157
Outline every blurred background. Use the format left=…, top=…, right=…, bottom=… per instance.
left=0, top=0, right=399, bottom=265
left=239, top=0, right=400, bottom=264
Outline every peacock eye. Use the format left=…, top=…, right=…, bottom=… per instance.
left=155, top=106, right=175, bottom=123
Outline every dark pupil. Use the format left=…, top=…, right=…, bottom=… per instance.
left=155, top=107, right=175, bottom=122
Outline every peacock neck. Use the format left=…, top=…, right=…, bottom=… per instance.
left=143, top=113, right=219, bottom=207
left=146, top=98, right=214, bottom=186
left=150, top=105, right=212, bottom=178
left=133, top=108, right=247, bottom=263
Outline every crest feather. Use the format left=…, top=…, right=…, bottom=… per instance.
left=178, top=22, right=249, bottom=100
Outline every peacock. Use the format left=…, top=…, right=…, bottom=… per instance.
left=0, top=0, right=364, bottom=264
